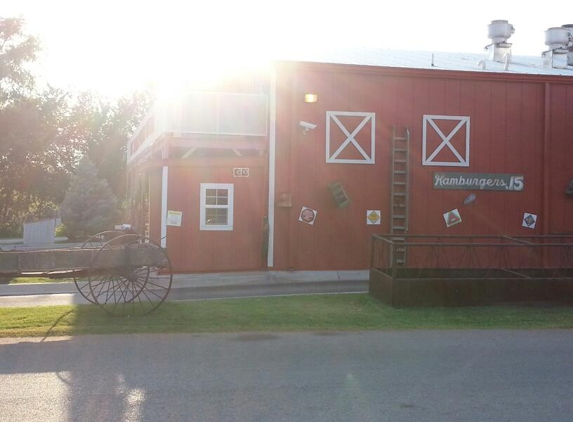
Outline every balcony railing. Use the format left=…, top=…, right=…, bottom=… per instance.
left=128, top=91, right=268, bottom=164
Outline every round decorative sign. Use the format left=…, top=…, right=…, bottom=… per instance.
left=301, top=209, right=314, bottom=222
left=298, top=207, right=318, bottom=225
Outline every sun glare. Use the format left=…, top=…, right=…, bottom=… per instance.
left=150, top=48, right=271, bottom=102
left=6, top=0, right=280, bottom=98
left=5, top=0, right=570, bottom=98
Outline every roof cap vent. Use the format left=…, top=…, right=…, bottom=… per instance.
left=545, top=27, right=570, bottom=50
left=561, top=24, right=573, bottom=66
left=562, top=24, right=573, bottom=46
left=485, top=20, right=514, bottom=63
left=487, top=20, right=515, bottom=44
left=542, top=26, right=571, bottom=68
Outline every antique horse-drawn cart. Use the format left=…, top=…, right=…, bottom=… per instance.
left=0, top=232, right=172, bottom=317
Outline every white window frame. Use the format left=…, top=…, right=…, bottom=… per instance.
left=200, top=183, right=234, bottom=231
left=422, top=115, right=470, bottom=167
left=326, top=111, right=376, bottom=164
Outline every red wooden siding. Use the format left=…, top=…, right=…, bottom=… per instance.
left=136, top=62, right=573, bottom=274
left=407, top=79, right=544, bottom=238
left=548, top=84, right=573, bottom=234
left=273, top=63, right=571, bottom=271
left=148, top=168, right=163, bottom=246
left=164, top=157, right=267, bottom=272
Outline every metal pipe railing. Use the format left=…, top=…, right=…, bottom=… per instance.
left=371, top=234, right=573, bottom=281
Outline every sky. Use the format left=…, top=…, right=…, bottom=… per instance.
left=2, top=0, right=571, bottom=98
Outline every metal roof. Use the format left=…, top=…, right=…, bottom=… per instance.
left=277, top=48, right=573, bottom=77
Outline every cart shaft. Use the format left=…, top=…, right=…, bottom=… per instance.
left=0, top=246, right=167, bottom=277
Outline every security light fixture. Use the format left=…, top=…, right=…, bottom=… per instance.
left=304, top=93, right=318, bottom=103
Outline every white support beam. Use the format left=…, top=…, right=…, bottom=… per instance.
left=267, top=68, right=277, bottom=268
left=161, top=166, right=168, bottom=248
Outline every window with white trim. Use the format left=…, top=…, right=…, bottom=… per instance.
left=200, top=183, right=234, bottom=231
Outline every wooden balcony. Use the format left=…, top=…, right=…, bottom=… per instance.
left=128, top=91, right=268, bottom=165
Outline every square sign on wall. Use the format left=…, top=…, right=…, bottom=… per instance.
left=443, top=209, right=462, bottom=228
left=522, top=212, right=537, bottom=229
left=166, top=210, right=182, bottom=227
left=366, top=210, right=381, bottom=225
left=299, top=207, right=318, bottom=225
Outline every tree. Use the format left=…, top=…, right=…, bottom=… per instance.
left=60, top=156, right=119, bottom=238
left=0, top=88, right=73, bottom=233
left=77, top=90, right=151, bottom=198
left=0, top=16, right=148, bottom=236
left=0, top=18, right=72, bottom=235
left=0, top=17, right=39, bottom=102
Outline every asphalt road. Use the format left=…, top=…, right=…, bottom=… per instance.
left=0, top=330, right=572, bottom=422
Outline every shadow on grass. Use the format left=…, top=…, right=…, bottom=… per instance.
left=0, top=276, right=13, bottom=284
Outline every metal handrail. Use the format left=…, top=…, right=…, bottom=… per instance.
left=370, top=234, right=573, bottom=279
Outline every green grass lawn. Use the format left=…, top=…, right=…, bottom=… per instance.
left=7, top=277, right=74, bottom=284
left=1, top=294, right=573, bottom=338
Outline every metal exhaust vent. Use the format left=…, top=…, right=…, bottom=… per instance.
left=485, top=20, right=514, bottom=63
left=542, top=26, right=571, bottom=68
left=562, top=24, right=573, bottom=66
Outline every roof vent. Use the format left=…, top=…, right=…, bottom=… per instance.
left=485, top=20, right=514, bottom=63
left=542, top=26, right=571, bottom=68
left=562, top=24, right=573, bottom=66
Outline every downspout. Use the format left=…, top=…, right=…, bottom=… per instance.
left=542, top=83, right=551, bottom=236
left=160, top=143, right=170, bottom=248
left=160, top=166, right=168, bottom=248
left=267, top=66, right=277, bottom=267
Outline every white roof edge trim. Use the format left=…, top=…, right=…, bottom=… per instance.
left=274, top=48, right=573, bottom=78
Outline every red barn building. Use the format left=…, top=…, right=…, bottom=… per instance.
left=127, top=23, right=573, bottom=273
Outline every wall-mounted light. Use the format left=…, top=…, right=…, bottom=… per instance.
left=304, top=93, right=318, bottom=103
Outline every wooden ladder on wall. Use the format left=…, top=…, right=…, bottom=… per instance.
left=390, top=126, right=410, bottom=266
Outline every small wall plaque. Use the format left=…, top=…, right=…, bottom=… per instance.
left=522, top=212, right=537, bottom=229
left=166, top=210, right=183, bottom=227
left=233, top=168, right=250, bottom=177
left=299, top=207, right=317, bottom=225
left=366, top=210, right=381, bottom=225
left=443, top=209, right=462, bottom=228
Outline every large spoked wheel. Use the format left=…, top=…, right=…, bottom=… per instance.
left=88, top=234, right=173, bottom=317
left=74, top=231, right=126, bottom=303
